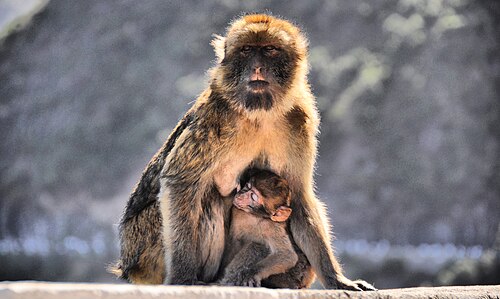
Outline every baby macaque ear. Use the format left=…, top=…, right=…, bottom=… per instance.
left=270, top=206, right=292, bottom=222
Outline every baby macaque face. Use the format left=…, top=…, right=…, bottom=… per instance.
left=233, top=180, right=265, bottom=212
left=233, top=170, right=292, bottom=222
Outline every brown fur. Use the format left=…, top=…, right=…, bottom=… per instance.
left=114, top=14, right=375, bottom=291
left=112, top=201, right=165, bottom=284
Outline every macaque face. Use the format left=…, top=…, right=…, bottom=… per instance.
left=233, top=175, right=292, bottom=222
left=221, top=39, right=298, bottom=111
left=233, top=180, right=265, bottom=213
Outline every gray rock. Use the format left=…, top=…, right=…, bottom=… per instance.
left=0, top=0, right=50, bottom=41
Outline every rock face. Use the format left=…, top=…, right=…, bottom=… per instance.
left=0, top=282, right=499, bottom=299
left=0, top=0, right=50, bottom=41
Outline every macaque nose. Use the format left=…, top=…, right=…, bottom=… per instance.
left=251, top=66, right=266, bottom=81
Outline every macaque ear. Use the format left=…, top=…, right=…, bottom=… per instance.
left=270, top=206, right=292, bottom=222
left=211, top=34, right=226, bottom=63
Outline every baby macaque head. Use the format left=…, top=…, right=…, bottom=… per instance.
left=234, top=169, right=292, bottom=222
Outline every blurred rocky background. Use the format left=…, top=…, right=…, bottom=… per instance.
left=0, top=0, right=499, bottom=289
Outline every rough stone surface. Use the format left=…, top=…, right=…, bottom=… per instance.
left=0, top=282, right=499, bottom=299
left=0, top=0, right=50, bottom=41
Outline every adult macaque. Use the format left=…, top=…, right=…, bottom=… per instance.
left=115, top=14, right=375, bottom=291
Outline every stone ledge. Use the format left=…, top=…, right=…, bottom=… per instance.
left=0, top=282, right=499, bottom=299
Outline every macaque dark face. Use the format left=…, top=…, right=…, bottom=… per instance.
left=233, top=170, right=292, bottom=222
left=221, top=39, right=298, bottom=111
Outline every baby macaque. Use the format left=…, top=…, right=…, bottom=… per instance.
left=219, top=169, right=298, bottom=287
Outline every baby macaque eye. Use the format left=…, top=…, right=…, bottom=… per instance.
left=246, top=182, right=252, bottom=189
left=251, top=192, right=258, bottom=202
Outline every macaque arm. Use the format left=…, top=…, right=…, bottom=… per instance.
left=290, top=191, right=374, bottom=290
left=253, top=245, right=298, bottom=283
left=219, top=242, right=268, bottom=286
left=161, top=101, right=232, bottom=284
left=289, top=190, right=344, bottom=289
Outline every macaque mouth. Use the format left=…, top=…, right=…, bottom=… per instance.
left=233, top=201, right=249, bottom=212
left=248, top=80, right=270, bottom=90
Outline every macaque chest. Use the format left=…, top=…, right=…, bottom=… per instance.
left=213, top=118, right=289, bottom=196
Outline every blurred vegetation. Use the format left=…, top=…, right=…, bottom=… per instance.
left=0, top=0, right=499, bottom=286
left=341, top=225, right=500, bottom=288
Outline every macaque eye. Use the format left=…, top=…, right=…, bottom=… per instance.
left=263, top=45, right=280, bottom=55
left=241, top=45, right=252, bottom=54
left=251, top=192, right=258, bottom=202
left=246, top=182, right=252, bottom=189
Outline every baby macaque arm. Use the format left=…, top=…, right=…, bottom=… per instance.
left=253, top=242, right=298, bottom=283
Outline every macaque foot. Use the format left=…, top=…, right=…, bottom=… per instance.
left=220, top=278, right=261, bottom=287
left=353, top=279, right=377, bottom=291
left=239, top=277, right=261, bottom=287
left=220, top=270, right=262, bottom=287
left=336, top=276, right=377, bottom=291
